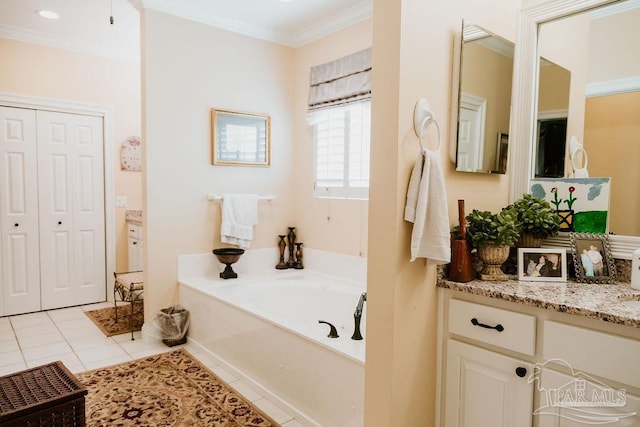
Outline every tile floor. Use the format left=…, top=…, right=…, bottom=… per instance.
left=0, top=302, right=305, bottom=427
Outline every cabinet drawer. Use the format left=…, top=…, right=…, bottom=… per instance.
left=448, top=299, right=536, bottom=356
left=127, top=223, right=142, bottom=239
left=543, top=321, right=640, bottom=388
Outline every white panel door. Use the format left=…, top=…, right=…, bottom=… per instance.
left=0, top=106, right=41, bottom=316
left=457, top=93, right=487, bottom=171
left=37, top=110, right=105, bottom=309
left=445, top=339, right=533, bottom=427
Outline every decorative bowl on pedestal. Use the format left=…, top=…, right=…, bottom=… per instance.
left=212, top=248, right=245, bottom=279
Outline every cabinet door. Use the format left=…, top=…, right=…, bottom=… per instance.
left=37, top=110, right=105, bottom=309
left=445, top=339, right=533, bottom=427
left=534, top=368, right=640, bottom=427
left=128, top=236, right=142, bottom=272
left=0, top=106, right=41, bottom=316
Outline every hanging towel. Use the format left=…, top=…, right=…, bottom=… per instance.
left=220, top=194, right=259, bottom=249
left=404, top=150, right=451, bottom=264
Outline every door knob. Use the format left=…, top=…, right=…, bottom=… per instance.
left=515, top=367, right=527, bottom=378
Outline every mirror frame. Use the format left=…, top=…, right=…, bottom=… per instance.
left=211, top=108, right=271, bottom=166
left=509, top=0, right=639, bottom=259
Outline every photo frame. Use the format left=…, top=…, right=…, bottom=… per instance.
left=518, top=248, right=567, bottom=282
left=211, top=109, right=270, bottom=166
left=569, top=232, right=617, bottom=284
left=495, top=132, right=509, bottom=173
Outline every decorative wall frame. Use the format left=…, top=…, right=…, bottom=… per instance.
left=120, top=136, right=141, bottom=171
left=211, top=109, right=270, bottom=166
left=569, top=232, right=617, bottom=284
left=518, top=248, right=567, bottom=282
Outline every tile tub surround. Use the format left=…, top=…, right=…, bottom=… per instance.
left=437, top=277, right=640, bottom=328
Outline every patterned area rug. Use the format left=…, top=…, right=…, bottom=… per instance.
left=84, top=303, right=144, bottom=337
left=76, top=349, right=279, bottom=426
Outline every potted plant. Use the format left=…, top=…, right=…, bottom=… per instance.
left=508, top=194, right=561, bottom=247
left=466, top=208, right=520, bottom=280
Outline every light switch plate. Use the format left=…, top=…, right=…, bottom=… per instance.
left=115, top=196, right=128, bottom=208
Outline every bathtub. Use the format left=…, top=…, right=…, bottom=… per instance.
left=177, top=250, right=366, bottom=426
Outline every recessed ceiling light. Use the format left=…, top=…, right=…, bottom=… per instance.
left=36, top=10, right=59, bottom=19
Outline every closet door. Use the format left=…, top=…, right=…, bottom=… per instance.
left=37, top=110, right=106, bottom=309
left=0, top=106, right=41, bottom=316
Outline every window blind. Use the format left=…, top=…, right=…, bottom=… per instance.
left=308, top=48, right=372, bottom=112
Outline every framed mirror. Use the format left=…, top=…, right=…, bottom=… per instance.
left=211, top=109, right=270, bottom=166
left=450, top=21, right=515, bottom=174
left=509, top=0, right=640, bottom=258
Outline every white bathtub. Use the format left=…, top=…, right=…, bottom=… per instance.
left=177, top=250, right=366, bottom=426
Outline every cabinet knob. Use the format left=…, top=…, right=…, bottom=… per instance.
left=515, top=367, right=527, bottom=378
left=14, top=223, right=19, bottom=227
left=58, top=221, right=62, bottom=225
left=132, top=241, right=137, bottom=245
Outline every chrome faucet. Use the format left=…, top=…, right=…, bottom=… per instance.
left=351, top=292, right=367, bottom=340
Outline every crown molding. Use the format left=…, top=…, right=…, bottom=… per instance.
left=590, top=0, right=640, bottom=18
left=290, top=1, right=373, bottom=48
left=0, top=24, right=139, bottom=62
left=586, top=76, right=640, bottom=97
left=130, top=0, right=372, bottom=47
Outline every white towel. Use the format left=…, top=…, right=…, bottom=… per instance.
left=220, top=194, right=259, bottom=249
left=404, top=150, right=451, bottom=264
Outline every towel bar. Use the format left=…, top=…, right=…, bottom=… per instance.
left=207, top=193, right=275, bottom=201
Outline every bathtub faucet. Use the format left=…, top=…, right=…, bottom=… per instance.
left=351, top=292, right=367, bottom=340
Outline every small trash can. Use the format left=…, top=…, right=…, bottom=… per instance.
left=152, top=305, right=190, bottom=347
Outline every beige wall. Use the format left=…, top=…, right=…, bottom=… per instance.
left=365, top=0, right=517, bottom=425
left=141, top=10, right=296, bottom=317
left=0, top=38, right=142, bottom=272
left=291, top=20, right=373, bottom=257
left=584, top=92, right=640, bottom=236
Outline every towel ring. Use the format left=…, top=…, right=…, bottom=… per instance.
left=418, top=116, right=441, bottom=153
left=413, top=99, right=441, bottom=153
left=571, top=147, right=588, bottom=170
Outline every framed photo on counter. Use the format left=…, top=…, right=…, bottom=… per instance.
left=518, top=248, right=567, bottom=282
left=569, top=232, right=617, bottom=284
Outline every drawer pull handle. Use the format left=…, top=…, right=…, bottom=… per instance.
left=515, top=367, right=527, bottom=378
left=470, top=317, right=504, bottom=332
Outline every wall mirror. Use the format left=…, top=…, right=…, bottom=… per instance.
left=211, top=109, right=270, bottom=166
left=509, top=0, right=640, bottom=258
left=450, top=21, right=514, bottom=174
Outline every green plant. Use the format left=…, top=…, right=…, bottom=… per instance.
left=508, top=193, right=561, bottom=239
left=465, top=208, right=520, bottom=249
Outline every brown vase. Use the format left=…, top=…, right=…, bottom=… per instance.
left=516, top=232, right=543, bottom=248
left=477, top=243, right=510, bottom=281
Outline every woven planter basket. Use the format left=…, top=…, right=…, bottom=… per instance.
left=516, top=232, right=543, bottom=248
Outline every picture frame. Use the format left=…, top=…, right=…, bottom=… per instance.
left=569, top=232, right=617, bottom=284
left=211, top=109, right=270, bottom=166
left=518, top=248, right=567, bottom=282
left=495, top=132, right=509, bottom=173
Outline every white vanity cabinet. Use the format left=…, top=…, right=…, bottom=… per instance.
left=442, top=299, right=535, bottom=427
left=437, top=288, right=640, bottom=427
left=127, top=222, right=143, bottom=271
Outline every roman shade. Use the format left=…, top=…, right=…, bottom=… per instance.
left=308, top=48, right=372, bottom=112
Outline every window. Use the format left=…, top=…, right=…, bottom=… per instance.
left=312, top=101, right=371, bottom=199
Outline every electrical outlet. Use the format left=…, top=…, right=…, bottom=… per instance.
left=115, top=196, right=128, bottom=208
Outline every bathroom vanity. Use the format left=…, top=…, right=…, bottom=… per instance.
left=125, top=210, right=143, bottom=271
left=436, top=278, right=640, bottom=426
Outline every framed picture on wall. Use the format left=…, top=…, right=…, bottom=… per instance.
left=569, top=232, right=617, bottom=284
left=495, top=132, right=509, bottom=173
left=518, top=248, right=567, bottom=282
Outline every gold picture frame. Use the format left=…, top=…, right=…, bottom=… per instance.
left=211, top=109, right=270, bottom=166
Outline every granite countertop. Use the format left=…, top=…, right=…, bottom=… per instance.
left=125, top=209, right=143, bottom=225
left=437, top=278, right=640, bottom=328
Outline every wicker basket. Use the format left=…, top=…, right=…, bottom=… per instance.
left=0, top=361, right=87, bottom=427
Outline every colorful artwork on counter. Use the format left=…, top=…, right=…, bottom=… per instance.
left=530, top=177, right=610, bottom=233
